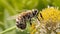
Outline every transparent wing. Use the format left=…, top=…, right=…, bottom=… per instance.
left=6, top=9, right=27, bottom=20
left=6, top=14, right=20, bottom=20
left=6, top=9, right=31, bottom=20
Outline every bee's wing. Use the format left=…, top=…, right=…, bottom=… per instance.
left=6, top=9, right=27, bottom=20
left=6, top=14, right=20, bottom=20
left=6, top=9, right=32, bottom=20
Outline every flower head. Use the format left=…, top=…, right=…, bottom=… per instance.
left=30, top=7, right=60, bottom=34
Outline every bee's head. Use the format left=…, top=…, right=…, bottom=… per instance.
left=32, top=9, right=38, bottom=16
left=16, top=21, right=26, bottom=29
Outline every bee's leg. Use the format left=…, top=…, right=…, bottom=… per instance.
left=40, top=13, right=43, bottom=19
left=36, top=13, right=43, bottom=21
left=29, top=18, right=32, bottom=25
left=36, top=16, right=40, bottom=22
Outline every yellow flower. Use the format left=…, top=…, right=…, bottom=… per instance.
left=30, top=23, right=36, bottom=31
left=30, top=28, right=37, bottom=34
left=38, top=7, right=60, bottom=22
left=30, top=22, right=37, bottom=34
left=30, top=7, right=60, bottom=34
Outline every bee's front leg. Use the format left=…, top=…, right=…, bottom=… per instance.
left=36, top=16, right=40, bottom=21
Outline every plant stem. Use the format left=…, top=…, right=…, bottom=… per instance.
left=0, top=26, right=16, bottom=34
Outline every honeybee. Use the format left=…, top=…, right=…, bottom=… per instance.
left=7, top=9, right=39, bottom=30
left=16, top=9, right=38, bottom=29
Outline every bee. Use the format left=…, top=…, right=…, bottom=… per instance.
left=7, top=9, right=39, bottom=29
left=16, top=9, right=38, bottom=29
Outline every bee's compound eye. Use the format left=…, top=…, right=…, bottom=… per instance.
left=35, top=10, right=38, bottom=13
left=16, top=23, right=26, bottom=29
left=35, top=9, right=38, bottom=12
left=32, top=9, right=38, bottom=16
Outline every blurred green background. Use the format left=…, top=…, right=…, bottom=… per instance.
left=0, top=0, right=60, bottom=34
